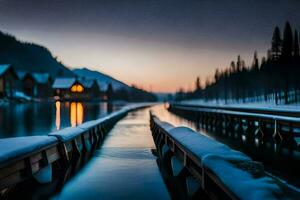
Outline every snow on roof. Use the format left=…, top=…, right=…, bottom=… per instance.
left=16, top=71, right=28, bottom=80
left=52, top=78, right=76, bottom=89
left=0, top=64, right=12, bottom=76
left=79, top=79, right=95, bottom=88
left=32, top=73, right=50, bottom=84
left=96, top=80, right=109, bottom=91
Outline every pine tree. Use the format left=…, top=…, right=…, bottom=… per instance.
left=271, top=26, right=281, bottom=60
left=195, top=77, right=201, bottom=91
left=294, top=30, right=299, bottom=57
left=252, top=50, right=259, bottom=70
left=230, top=61, right=236, bottom=73
left=236, top=55, right=242, bottom=72
left=106, top=83, right=114, bottom=101
left=282, top=21, right=293, bottom=59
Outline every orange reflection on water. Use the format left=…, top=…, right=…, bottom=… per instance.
left=70, top=102, right=84, bottom=127
left=55, top=101, right=61, bottom=130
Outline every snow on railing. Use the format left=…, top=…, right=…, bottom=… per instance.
left=150, top=113, right=299, bottom=199
left=0, top=103, right=152, bottom=194
left=169, top=104, right=300, bottom=146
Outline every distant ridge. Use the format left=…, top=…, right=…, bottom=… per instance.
left=73, top=68, right=131, bottom=90
left=0, top=31, right=73, bottom=77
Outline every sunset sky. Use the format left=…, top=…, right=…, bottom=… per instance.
left=0, top=0, right=300, bottom=92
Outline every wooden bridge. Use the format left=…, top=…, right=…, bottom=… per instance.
left=168, top=103, right=300, bottom=149
left=150, top=112, right=298, bottom=199
left=0, top=104, right=150, bottom=196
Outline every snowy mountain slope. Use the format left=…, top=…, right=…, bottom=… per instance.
left=72, top=68, right=130, bottom=90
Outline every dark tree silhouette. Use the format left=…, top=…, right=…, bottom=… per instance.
left=184, top=21, right=300, bottom=105
left=294, top=30, right=299, bottom=57
left=195, top=77, right=201, bottom=91
left=282, top=22, right=293, bottom=59
left=252, top=50, right=259, bottom=71
left=106, top=83, right=114, bottom=101
left=271, top=26, right=282, bottom=60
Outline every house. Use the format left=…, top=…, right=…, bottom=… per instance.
left=52, top=78, right=85, bottom=100
left=16, top=71, right=52, bottom=98
left=80, top=79, right=101, bottom=100
left=0, top=64, right=18, bottom=98
left=32, top=73, right=52, bottom=98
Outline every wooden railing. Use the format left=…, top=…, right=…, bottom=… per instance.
left=149, top=113, right=297, bottom=199
left=0, top=103, right=151, bottom=195
left=169, top=104, right=300, bottom=147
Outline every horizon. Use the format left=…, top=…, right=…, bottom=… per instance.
left=0, top=0, right=300, bottom=93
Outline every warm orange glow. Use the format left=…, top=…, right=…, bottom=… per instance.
left=71, top=84, right=84, bottom=93
left=70, top=102, right=84, bottom=127
left=55, top=101, right=61, bottom=130
left=76, top=102, right=84, bottom=125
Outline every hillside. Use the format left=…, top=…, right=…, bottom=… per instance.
left=0, top=31, right=73, bottom=77
left=73, top=68, right=129, bottom=90
left=73, top=68, right=157, bottom=102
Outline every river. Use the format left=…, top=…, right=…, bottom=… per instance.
left=0, top=101, right=123, bottom=138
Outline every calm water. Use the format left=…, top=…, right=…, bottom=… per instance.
left=0, top=101, right=123, bottom=138
left=52, top=106, right=170, bottom=199
left=4, top=104, right=299, bottom=198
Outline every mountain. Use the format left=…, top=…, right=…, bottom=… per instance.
left=0, top=31, right=73, bottom=77
left=73, top=68, right=130, bottom=90
left=73, top=68, right=157, bottom=102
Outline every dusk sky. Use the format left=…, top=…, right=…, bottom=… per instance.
left=0, top=0, right=300, bottom=92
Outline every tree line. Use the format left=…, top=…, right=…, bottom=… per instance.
left=176, top=21, right=300, bottom=104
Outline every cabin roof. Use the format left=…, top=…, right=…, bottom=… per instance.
left=32, top=73, right=50, bottom=84
left=16, top=71, right=28, bottom=80
left=80, top=79, right=100, bottom=89
left=0, top=64, right=12, bottom=77
left=52, top=78, right=76, bottom=89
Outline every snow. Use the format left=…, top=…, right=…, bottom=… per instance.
left=0, top=64, right=11, bottom=76
left=172, top=104, right=300, bottom=123
left=169, top=127, right=250, bottom=161
left=153, top=117, right=175, bottom=131
left=179, top=99, right=300, bottom=113
left=77, top=120, right=100, bottom=130
left=164, top=126, right=288, bottom=198
left=32, top=73, right=50, bottom=84
left=52, top=78, right=76, bottom=89
left=49, top=127, right=86, bottom=142
left=79, top=79, right=96, bottom=88
left=0, top=136, right=57, bottom=164
left=203, top=157, right=283, bottom=199
left=13, top=91, right=32, bottom=101
left=16, top=71, right=27, bottom=80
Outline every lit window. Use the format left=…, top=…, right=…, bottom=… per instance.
left=71, top=84, right=84, bottom=93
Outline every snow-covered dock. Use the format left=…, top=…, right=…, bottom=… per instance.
left=168, top=103, right=300, bottom=147
left=150, top=114, right=299, bottom=199
left=0, top=103, right=152, bottom=194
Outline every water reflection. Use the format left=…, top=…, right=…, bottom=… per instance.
left=55, top=101, right=61, bottom=130
left=0, top=101, right=123, bottom=138
left=70, top=102, right=84, bottom=127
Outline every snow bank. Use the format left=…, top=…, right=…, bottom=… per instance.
left=0, top=136, right=57, bottom=164
left=166, top=126, right=287, bottom=199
